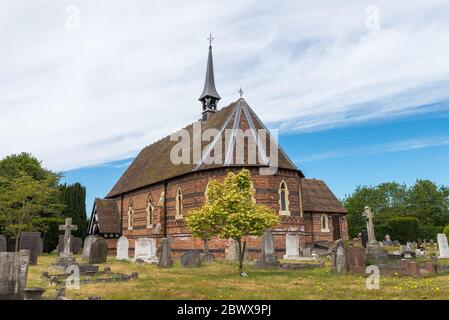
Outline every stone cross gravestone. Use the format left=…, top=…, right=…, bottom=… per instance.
left=59, top=218, right=77, bottom=255
left=0, top=235, right=6, bottom=253
left=346, top=246, right=366, bottom=274
left=89, top=237, right=108, bottom=264
left=180, top=251, right=202, bottom=267
left=437, top=233, right=449, bottom=258
left=82, top=235, right=97, bottom=262
left=0, top=250, right=30, bottom=300
left=19, top=232, right=41, bottom=265
left=331, top=240, right=347, bottom=273
left=362, top=206, right=377, bottom=246
left=54, top=218, right=77, bottom=268
left=134, top=238, right=158, bottom=263
left=158, top=238, right=173, bottom=268
left=116, top=236, right=129, bottom=260
left=256, top=231, right=280, bottom=267
left=283, top=233, right=300, bottom=260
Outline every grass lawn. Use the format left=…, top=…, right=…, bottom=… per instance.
left=27, top=254, right=449, bottom=300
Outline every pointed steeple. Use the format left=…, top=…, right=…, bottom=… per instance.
left=199, top=33, right=221, bottom=121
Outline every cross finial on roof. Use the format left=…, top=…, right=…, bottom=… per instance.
left=238, top=87, right=244, bottom=98
left=207, top=32, right=214, bottom=47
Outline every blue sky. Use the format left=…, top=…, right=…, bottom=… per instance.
left=1, top=1, right=449, bottom=214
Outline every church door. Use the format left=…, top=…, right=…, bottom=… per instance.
left=332, top=215, right=341, bottom=241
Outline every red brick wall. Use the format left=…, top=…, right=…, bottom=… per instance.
left=106, top=167, right=348, bottom=257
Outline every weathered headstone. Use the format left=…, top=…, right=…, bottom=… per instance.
left=225, top=238, right=239, bottom=261
left=0, top=250, right=30, bottom=300
left=82, top=235, right=97, bottom=262
left=283, top=233, right=300, bottom=260
left=346, top=246, right=366, bottom=274
left=201, top=253, right=215, bottom=263
left=89, top=237, right=108, bottom=264
left=180, top=251, right=202, bottom=267
left=363, top=206, right=388, bottom=263
left=437, top=233, right=449, bottom=258
left=256, top=231, right=280, bottom=267
left=116, top=236, right=129, bottom=261
left=134, top=238, right=158, bottom=263
left=429, top=239, right=435, bottom=251
left=158, top=238, right=173, bottom=268
left=0, top=235, right=6, bottom=253
left=331, top=240, right=347, bottom=273
left=19, top=232, right=41, bottom=265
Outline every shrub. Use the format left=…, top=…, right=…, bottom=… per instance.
left=418, top=225, right=444, bottom=241
left=386, top=217, right=419, bottom=244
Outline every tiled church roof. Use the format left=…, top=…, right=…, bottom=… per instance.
left=94, top=198, right=121, bottom=233
left=301, top=179, right=348, bottom=213
left=107, top=98, right=300, bottom=197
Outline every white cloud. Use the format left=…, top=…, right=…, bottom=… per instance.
left=298, top=136, right=449, bottom=162
left=1, top=0, right=449, bottom=170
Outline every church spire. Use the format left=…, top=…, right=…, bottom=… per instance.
left=199, top=33, right=221, bottom=121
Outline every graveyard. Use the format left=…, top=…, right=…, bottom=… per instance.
left=23, top=251, right=449, bottom=300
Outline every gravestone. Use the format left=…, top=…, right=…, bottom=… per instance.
left=225, top=238, right=239, bottom=261
left=201, top=253, right=215, bottom=263
left=6, top=239, right=16, bottom=252
left=256, top=231, right=280, bottom=267
left=180, top=251, right=202, bottom=267
left=54, top=218, right=78, bottom=268
left=19, top=232, right=41, bottom=265
left=437, top=233, right=449, bottom=258
left=363, top=206, right=388, bottom=263
left=38, top=238, right=43, bottom=255
left=89, top=237, right=108, bottom=264
left=331, top=240, right=347, bottom=273
left=158, top=238, right=173, bottom=268
left=58, top=236, right=82, bottom=254
left=134, top=238, right=158, bottom=263
left=82, top=235, right=97, bottom=262
left=116, top=236, right=129, bottom=260
left=283, top=233, right=301, bottom=260
left=361, top=230, right=368, bottom=248
left=0, top=250, right=30, bottom=300
left=0, top=235, right=6, bottom=253
left=346, top=246, right=366, bottom=274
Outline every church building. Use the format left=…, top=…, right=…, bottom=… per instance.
left=88, top=39, right=349, bottom=258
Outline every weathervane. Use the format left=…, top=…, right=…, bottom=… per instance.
left=207, top=32, right=214, bottom=47
left=238, top=87, right=244, bottom=98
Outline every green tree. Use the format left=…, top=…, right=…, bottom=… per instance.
left=60, top=183, right=88, bottom=239
left=186, top=169, right=279, bottom=273
left=0, top=153, right=65, bottom=251
left=407, top=180, right=449, bottom=226
left=0, top=172, right=62, bottom=251
left=186, top=180, right=225, bottom=253
left=387, top=217, right=419, bottom=244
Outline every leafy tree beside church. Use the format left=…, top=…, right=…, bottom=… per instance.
left=0, top=153, right=88, bottom=251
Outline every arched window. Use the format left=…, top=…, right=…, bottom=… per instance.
left=146, top=195, right=154, bottom=228
left=175, top=187, right=183, bottom=219
left=127, top=201, right=134, bottom=230
left=321, top=214, right=329, bottom=231
left=278, top=181, right=290, bottom=215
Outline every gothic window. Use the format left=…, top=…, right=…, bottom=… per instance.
left=127, top=201, right=134, bottom=230
left=278, top=181, right=290, bottom=215
left=175, top=187, right=183, bottom=219
left=146, top=195, right=154, bottom=228
left=321, top=214, right=329, bottom=232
